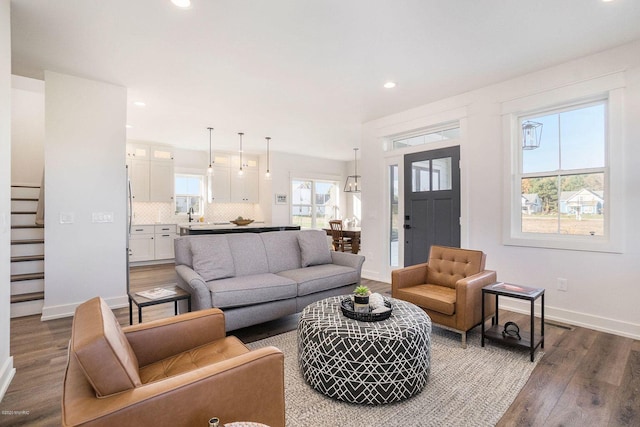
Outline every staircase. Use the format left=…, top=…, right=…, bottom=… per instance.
left=10, top=185, right=45, bottom=317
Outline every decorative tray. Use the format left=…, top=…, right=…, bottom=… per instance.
left=340, top=297, right=393, bottom=322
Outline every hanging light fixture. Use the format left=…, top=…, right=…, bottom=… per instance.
left=264, top=137, right=271, bottom=180
left=344, top=148, right=361, bottom=193
left=522, top=120, right=543, bottom=150
left=206, top=127, right=214, bottom=175
left=237, top=132, right=244, bottom=176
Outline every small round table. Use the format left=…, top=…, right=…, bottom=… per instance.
left=297, top=296, right=431, bottom=405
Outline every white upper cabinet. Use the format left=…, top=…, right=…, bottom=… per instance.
left=127, top=143, right=174, bottom=202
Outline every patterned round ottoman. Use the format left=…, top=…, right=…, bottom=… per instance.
left=297, top=296, right=431, bottom=405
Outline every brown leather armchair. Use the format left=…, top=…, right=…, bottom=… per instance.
left=62, top=297, right=285, bottom=427
left=392, top=245, right=497, bottom=348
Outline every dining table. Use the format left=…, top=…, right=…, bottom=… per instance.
left=323, top=226, right=361, bottom=254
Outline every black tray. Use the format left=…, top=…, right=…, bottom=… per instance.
left=340, top=297, right=392, bottom=322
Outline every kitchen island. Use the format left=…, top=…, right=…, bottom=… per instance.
left=178, top=223, right=301, bottom=236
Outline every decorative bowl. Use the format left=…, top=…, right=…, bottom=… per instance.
left=230, top=219, right=254, bottom=226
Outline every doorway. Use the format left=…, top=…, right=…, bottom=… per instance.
left=403, top=146, right=460, bottom=266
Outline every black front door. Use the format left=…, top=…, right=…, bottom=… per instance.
left=403, top=146, right=461, bottom=266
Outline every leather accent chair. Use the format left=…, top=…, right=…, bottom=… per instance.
left=62, top=297, right=285, bottom=427
left=391, top=245, right=497, bottom=348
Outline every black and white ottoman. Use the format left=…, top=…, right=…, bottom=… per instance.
left=297, top=296, right=431, bottom=405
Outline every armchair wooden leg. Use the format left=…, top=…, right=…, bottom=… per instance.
left=461, top=331, right=467, bottom=349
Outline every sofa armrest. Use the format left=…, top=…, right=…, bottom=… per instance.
left=123, top=308, right=226, bottom=367
left=391, top=263, right=429, bottom=295
left=176, top=264, right=212, bottom=310
left=62, top=346, right=285, bottom=427
left=330, top=251, right=365, bottom=272
left=455, top=270, right=497, bottom=330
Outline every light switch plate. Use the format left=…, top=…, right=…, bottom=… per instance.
left=92, top=212, right=114, bottom=223
left=60, top=212, right=75, bottom=224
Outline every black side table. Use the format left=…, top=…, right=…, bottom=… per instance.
left=128, top=284, right=192, bottom=325
left=481, top=282, right=544, bottom=362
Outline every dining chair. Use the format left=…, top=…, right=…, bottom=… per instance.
left=328, top=220, right=352, bottom=252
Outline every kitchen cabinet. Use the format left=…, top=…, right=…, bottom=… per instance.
left=127, top=144, right=174, bottom=202
left=210, top=166, right=231, bottom=203
left=129, top=224, right=177, bottom=263
left=231, top=169, right=259, bottom=203
left=129, top=225, right=155, bottom=262
left=154, top=224, right=177, bottom=259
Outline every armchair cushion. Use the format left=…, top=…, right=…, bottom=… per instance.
left=397, top=284, right=456, bottom=316
left=70, top=297, right=141, bottom=397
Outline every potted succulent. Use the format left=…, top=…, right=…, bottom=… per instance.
left=353, top=285, right=371, bottom=313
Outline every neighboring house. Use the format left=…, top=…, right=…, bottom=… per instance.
left=521, top=193, right=542, bottom=215
left=559, top=189, right=604, bottom=215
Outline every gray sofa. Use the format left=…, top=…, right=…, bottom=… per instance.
left=174, top=229, right=365, bottom=331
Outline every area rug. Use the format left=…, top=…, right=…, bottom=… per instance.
left=247, top=326, right=542, bottom=427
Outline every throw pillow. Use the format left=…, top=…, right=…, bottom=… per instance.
left=298, top=230, right=332, bottom=267
left=190, top=236, right=235, bottom=281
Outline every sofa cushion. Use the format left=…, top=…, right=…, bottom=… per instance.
left=208, top=273, right=298, bottom=308
left=70, top=297, right=142, bottom=397
left=278, top=264, right=359, bottom=297
left=395, top=284, right=456, bottom=316
left=260, top=230, right=302, bottom=273
left=227, top=234, right=270, bottom=276
left=297, top=230, right=332, bottom=267
left=190, top=235, right=235, bottom=281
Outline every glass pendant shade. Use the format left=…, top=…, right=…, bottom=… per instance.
left=522, top=120, right=543, bottom=150
left=344, top=148, right=361, bottom=193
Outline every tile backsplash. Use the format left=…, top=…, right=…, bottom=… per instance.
left=132, top=202, right=263, bottom=225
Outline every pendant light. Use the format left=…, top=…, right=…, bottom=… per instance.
left=265, top=137, right=272, bottom=180
left=522, top=120, right=543, bottom=150
left=206, top=127, right=214, bottom=175
left=344, top=148, right=361, bottom=193
left=238, top=132, right=244, bottom=176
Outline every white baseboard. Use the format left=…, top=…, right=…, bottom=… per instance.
left=0, top=356, right=16, bottom=402
left=499, top=298, right=640, bottom=340
left=41, top=295, right=129, bottom=321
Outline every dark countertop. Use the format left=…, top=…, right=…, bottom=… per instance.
left=178, top=223, right=301, bottom=235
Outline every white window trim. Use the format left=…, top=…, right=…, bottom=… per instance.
left=501, top=78, right=625, bottom=253
left=290, top=174, right=341, bottom=229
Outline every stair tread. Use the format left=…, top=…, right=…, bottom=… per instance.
left=11, top=239, right=45, bottom=245
left=11, top=255, right=45, bottom=262
left=11, top=224, right=44, bottom=229
left=11, top=273, right=45, bottom=282
left=11, top=292, right=45, bottom=304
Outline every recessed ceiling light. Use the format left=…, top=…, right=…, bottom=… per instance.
left=384, top=81, right=396, bottom=89
left=133, top=101, right=146, bottom=107
left=171, top=0, right=191, bottom=8
left=126, top=124, right=133, bottom=129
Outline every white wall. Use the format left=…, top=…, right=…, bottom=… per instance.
left=0, top=0, right=15, bottom=401
left=11, top=76, right=44, bottom=185
left=42, top=71, right=127, bottom=320
left=362, top=40, right=640, bottom=339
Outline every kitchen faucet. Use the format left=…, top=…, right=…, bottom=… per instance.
left=188, top=207, right=194, bottom=222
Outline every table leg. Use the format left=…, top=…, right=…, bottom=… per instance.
left=138, top=306, right=142, bottom=324
left=530, top=298, right=535, bottom=362
left=128, top=297, right=133, bottom=326
left=494, top=294, right=499, bottom=326
left=188, top=297, right=192, bottom=312
left=351, top=237, right=360, bottom=254
left=481, top=291, right=486, bottom=347
left=174, top=301, right=178, bottom=316
left=541, top=293, right=545, bottom=349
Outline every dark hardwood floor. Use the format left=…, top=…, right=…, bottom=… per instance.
left=0, top=264, right=638, bottom=426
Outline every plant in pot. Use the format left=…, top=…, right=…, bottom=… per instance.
left=353, top=285, right=371, bottom=313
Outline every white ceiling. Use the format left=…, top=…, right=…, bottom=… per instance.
left=10, top=0, right=640, bottom=161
